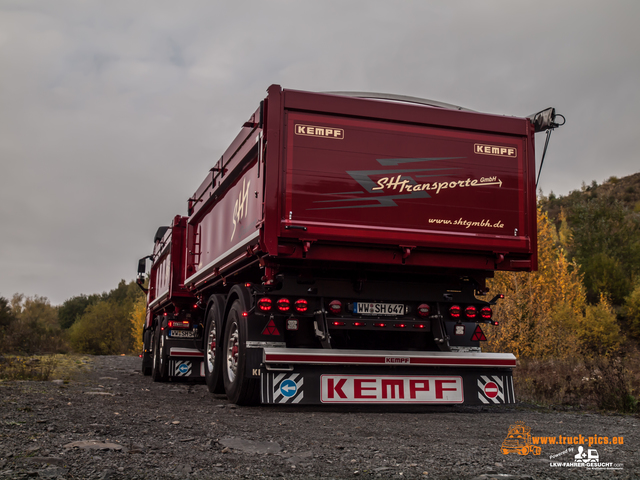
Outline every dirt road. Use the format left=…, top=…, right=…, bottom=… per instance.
left=1, top=356, right=638, bottom=479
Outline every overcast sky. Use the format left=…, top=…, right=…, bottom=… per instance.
left=1, top=0, right=639, bottom=305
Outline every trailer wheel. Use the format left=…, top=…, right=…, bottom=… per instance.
left=222, top=300, right=259, bottom=405
left=141, top=329, right=152, bottom=376
left=204, top=300, right=225, bottom=394
left=151, top=328, right=168, bottom=382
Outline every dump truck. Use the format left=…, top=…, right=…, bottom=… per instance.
left=137, top=85, right=561, bottom=405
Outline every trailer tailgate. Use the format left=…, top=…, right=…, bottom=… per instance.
left=279, top=109, right=534, bottom=261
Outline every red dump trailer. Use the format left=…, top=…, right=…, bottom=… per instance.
left=137, top=85, right=561, bottom=405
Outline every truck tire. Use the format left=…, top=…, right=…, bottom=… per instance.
left=151, top=328, right=168, bottom=382
left=204, top=298, right=225, bottom=394
left=141, top=329, right=153, bottom=376
left=222, top=300, right=259, bottom=405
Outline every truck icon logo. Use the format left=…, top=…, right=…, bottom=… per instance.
left=501, top=422, right=542, bottom=456
left=574, top=446, right=599, bottom=463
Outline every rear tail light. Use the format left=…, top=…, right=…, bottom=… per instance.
left=449, top=305, right=461, bottom=319
left=295, top=299, right=308, bottom=312
left=417, top=304, right=430, bottom=318
left=353, top=322, right=366, bottom=327
left=394, top=323, right=407, bottom=328
left=413, top=324, right=426, bottom=329
left=277, top=298, right=290, bottom=312
left=481, top=306, right=493, bottom=320
left=329, top=300, right=342, bottom=315
left=331, top=321, right=345, bottom=327
left=258, top=297, right=272, bottom=311
left=167, top=320, right=190, bottom=329
left=374, top=323, right=386, bottom=328
left=465, top=306, right=477, bottom=319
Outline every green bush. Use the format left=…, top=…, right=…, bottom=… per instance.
left=68, top=299, right=134, bottom=355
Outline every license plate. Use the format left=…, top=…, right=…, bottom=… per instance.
left=353, top=302, right=406, bottom=316
left=169, top=329, right=196, bottom=338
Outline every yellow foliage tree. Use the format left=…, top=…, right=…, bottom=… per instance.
left=129, top=296, right=147, bottom=354
left=487, top=209, right=621, bottom=359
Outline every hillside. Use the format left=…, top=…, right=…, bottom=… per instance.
left=543, top=171, right=640, bottom=221
left=539, top=170, right=640, bottom=308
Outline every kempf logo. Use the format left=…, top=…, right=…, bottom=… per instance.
left=295, top=124, right=344, bottom=139
left=474, top=143, right=517, bottom=158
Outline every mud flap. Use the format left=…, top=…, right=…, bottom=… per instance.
left=477, top=374, right=516, bottom=404
left=168, top=359, right=204, bottom=378
left=261, top=367, right=515, bottom=405
left=261, top=372, right=305, bottom=404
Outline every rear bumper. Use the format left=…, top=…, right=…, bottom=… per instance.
left=259, top=348, right=516, bottom=405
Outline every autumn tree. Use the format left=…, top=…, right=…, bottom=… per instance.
left=621, top=282, right=640, bottom=340
left=2, top=294, right=66, bottom=354
left=58, top=293, right=101, bottom=329
left=487, top=209, right=622, bottom=359
left=129, top=295, right=147, bottom=354
left=68, top=300, right=133, bottom=354
left=67, top=280, right=144, bottom=355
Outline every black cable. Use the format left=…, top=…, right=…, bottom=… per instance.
left=535, top=113, right=566, bottom=187
left=536, top=129, right=553, bottom=187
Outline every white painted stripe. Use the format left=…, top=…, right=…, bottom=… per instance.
left=169, top=348, right=204, bottom=357
left=184, top=230, right=260, bottom=286
left=149, top=290, right=169, bottom=309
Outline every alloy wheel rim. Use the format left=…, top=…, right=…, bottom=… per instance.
left=226, top=321, right=239, bottom=382
left=207, top=320, right=217, bottom=371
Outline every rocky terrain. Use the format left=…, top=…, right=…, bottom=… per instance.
left=0, top=356, right=638, bottom=479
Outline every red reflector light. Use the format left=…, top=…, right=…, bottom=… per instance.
left=332, top=321, right=345, bottom=327
left=353, top=322, right=365, bottom=327
left=413, top=324, right=426, bottom=329
left=417, top=304, right=430, bottom=318
left=277, top=298, right=290, bottom=312
left=374, top=323, right=386, bottom=328
left=242, top=312, right=248, bottom=317
left=295, top=299, right=308, bottom=312
left=245, top=283, right=252, bottom=287
left=258, top=297, right=272, bottom=311
left=449, top=305, right=461, bottom=318
left=481, top=306, right=492, bottom=319
left=329, top=300, right=342, bottom=314
left=167, top=320, right=190, bottom=329
left=261, top=319, right=280, bottom=336
left=465, top=306, right=477, bottom=319
left=471, top=325, right=487, bottom=341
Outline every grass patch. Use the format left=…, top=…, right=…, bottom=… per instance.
left=514, top=352, right=640, bottom=413
left=0, top=354, right=92, bottom=382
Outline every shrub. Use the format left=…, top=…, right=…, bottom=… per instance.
left=68, top=300, right=134, bottom=355
left=2, top=295, right=67, bottom=355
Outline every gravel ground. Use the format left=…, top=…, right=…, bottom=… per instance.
left=0, top=355, right=638, bottom=479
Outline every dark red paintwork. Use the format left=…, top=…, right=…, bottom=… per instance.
left=145, top=215, right=192, bottom=327
left=179, top=86, right=537, bottom=296
left=144, top=86, right=539, bottom=300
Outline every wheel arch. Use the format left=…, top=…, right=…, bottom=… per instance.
left=224, top=285, right=252, bottom=320
left=203, top=294, right=226, bottom=348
